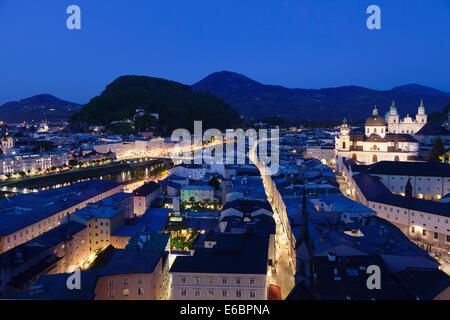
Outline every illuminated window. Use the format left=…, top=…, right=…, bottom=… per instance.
left=138, top=288, right=144, bottom=296
left=123, top=289, right=129, bottom=296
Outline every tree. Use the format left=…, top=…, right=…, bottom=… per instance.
left=430, top=137, right=446, bottom=162
left=208, top=177, right=221, bottom=191
left=32, top=141, right=55, bottom=153
left=69, top=160, right=79, bottom=167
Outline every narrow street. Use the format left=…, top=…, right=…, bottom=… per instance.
left=249, top=140, right=295, bottom=299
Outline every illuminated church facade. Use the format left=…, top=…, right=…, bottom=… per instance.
left=335, top=102, right=425, bottom=172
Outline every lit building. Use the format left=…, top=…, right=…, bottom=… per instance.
left=351, top=172, right=450, bottom=255
left=95, top=248, right=170, bottom=300
left=180, top=185, right=215, bottom=202
left=386, top=100, right=428, bottom=134
left=71, top=192, right=134, bottom=256
left=169, top=164, right=207, bottom=180
left=1, top=131, right=14, bottom=153
left=170, top=233, right=270, bottom=300
left=0, top=151, right=69, bottom=175
left=133, top=182, right=161, bottom=216
left=0, top=219, right=88, bottom=295
left=347, top=161, right=450, bottom=201
left=0, top=180, right=122, bottom=254
left=335, top=106, right=420, bottom=172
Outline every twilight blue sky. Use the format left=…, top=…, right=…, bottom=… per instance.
left=0, top=0, right=449, bottom=104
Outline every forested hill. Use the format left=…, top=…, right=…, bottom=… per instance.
left=69, top=75, right=240, bottom=134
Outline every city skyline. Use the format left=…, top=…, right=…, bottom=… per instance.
left=1, top=0, right=450, bottom=305
left=0, top=0, right=450, bottom=104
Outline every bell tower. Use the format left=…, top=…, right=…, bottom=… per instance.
left=387, top=100, right=399, bottom=133
left=416, top=99, right=427, bottom=124
left=339, top=119, right=350, bottom=151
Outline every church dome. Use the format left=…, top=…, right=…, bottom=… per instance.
left=365, top=115, right=386, bottom=126
left=365, top=106, right=386, bottom=126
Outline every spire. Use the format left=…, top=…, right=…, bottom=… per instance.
left=342, top=118, right=348, bottom=125
left=418, top=99, right=425, bottom=111
left=373, top=105, right=378, bottom=116
left=390, top=100, right=397, bottom=112
left=300, top=186, right=309, bottom=246
left=405, top=179, right=413, bottom=199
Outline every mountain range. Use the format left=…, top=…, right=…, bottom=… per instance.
left=0, top=94, right=81, bottom=123
left=192, top=71, right=450, bottom=120
left=2, top=72, right=450, bottom=125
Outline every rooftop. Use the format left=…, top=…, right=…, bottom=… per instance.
left=170, top=233, right=269, bottom=275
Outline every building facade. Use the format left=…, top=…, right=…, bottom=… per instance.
left=335, top=106, right=420, bottom=172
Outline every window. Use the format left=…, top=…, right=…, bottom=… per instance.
left=194, top=290, right=200, bottom=297
left=447, top=235, right=450, bottom=243
left=250, top=291, right=256, bottom=299
left=434, top=232, right=439, bottom=240
left=181, top=277, right=186, bottom=284
left=208, top=290, right=215, bottom=297
left=250, top=279, right=255, bottom=286
left=236, top=278, right=241, bottom=285
left=138, top=288, right=144, bottom=296
left=108, top=290, right=115, bottom=298
left=411, top=227, right=415, bottom=234
left=195, top=277, right=200, bottom=284
left=208, top=277, right=214, bottom=284
left=222, top=278, right=227, bottom=285
left=236, top=290, right=242, bottom=298
left=423, top=230, right=427, bottom=236
left=222, top=290, right=228, bottom=298
left=137, top=277, right=143, bottom=284
left=123, top=289, right=129, bottom=296
left=108, top=279, right=114, bottom=286
left=181, top=290, right=187, bottom=297
left=123, top=277, right=129, bottom=285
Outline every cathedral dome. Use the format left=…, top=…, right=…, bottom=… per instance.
left=365, top=115, right=386, bottom=126
left=365, top=106, right=386, bottom=126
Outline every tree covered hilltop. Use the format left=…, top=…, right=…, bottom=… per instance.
left=69, top=75, right=240, bottom=135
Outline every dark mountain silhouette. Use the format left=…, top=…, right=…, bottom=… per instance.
left=69, top=75, right=240, bottom=134
left=0, top=94, right=81, bottom=123
left=391, top=84, right=450, bottom=97
left=192, top=71, right=450, bottom=120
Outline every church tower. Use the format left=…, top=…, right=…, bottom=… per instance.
left=387, top=100, right=399, bottom=133
left=416, top=99, right=427, bottom=124
left=338, top=119, right=350, bottom=151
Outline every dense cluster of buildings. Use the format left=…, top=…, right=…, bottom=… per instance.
left=1, top=100, right=450, bottom=300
